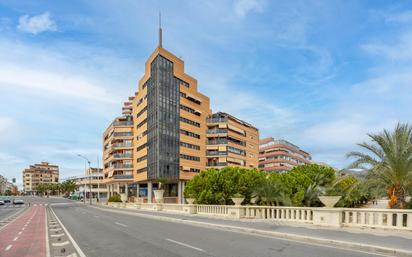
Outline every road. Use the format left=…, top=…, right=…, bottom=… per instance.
left=0, top=197, right=394, bottom=257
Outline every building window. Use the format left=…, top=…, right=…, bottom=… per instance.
left=136, top=143, right=148, bottom=152
left=136, top=106, right=147, bottom=118
left=180, top=141, right=200, bottom=150
left=137, top=118, right=147, bottom=129
left=180, top=117, right=200, bottom=127
left=137, top=167, right=147, bottom=173
left=180, top=104, right=200, bottom=116
left=180, top=129, right=200, bottom=139
left=137, top=156, right=147, bottom=162
left=180, top=154, right=200, bottom=162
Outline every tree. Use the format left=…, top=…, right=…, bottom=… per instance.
left=252, top=177, right=290, bottom=206
left=347, top=123, right=412, bottom=209
left=60, top=180, right=77, bottom=196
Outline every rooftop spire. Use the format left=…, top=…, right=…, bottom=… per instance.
left=158, top=12, right=162, bottom=48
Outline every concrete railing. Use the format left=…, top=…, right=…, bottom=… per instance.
left=105, top=202, right=412, bottom=231
left=342, top=208, right=412, bottom=230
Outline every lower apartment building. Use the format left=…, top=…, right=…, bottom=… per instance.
left=71, top=168, right=107, bottom=200
left=22, top=162, right=59, bottom=195
left=258, top=138, right=311, bottom=173
left=206, top=112, right=259, bottom=169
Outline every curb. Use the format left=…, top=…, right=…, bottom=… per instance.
left=90, top=205, right=411, bottom=257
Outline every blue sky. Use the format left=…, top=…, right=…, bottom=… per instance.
left=1, top=0, right=411, bottom=187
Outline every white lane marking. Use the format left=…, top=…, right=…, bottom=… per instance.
left=50, top=207, right=86, bottom=257
left=166, top=238, right=205, bottom=252
left=5, top=244, right=12, bottom=251
left=50, top=233, right=64, bottom=237
left=21, top=227, right=25, bottom=231
left=13, top=237, right=18, bottom=241
left=115, top=222, right=128, bottom=227
left=52, top=241, right=70, bottom=247
left=50, top=228, right=62, bottom=231
left=18, top=231, right=22, bottom=235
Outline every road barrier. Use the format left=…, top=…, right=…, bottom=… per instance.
left=105, top=202, right=412, bottom=231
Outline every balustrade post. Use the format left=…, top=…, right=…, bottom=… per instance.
left=312, top=208, right=343, bottom=227
left=407, top=213, right=412, bottom=228
left=396, top=213, right=404, bottom=228
left=183, top=203, right=197, bottom=214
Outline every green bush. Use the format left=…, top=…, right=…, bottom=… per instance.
left=108, top=194, right=122, bottom=202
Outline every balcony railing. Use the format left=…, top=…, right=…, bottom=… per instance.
left=112, top=143, right=133, bottom=148
left=112, top=164, right=133, bottom=169
left=113, top=121, right=133, bottom=126
left=113, top=132, right=133, bottom=137
left=113, top=174, right=133, bottom=180
left=206, top=151, right=228, bottom=156
left=206, top=117, right=228, bottom=123
left=207, top=129, right=228, bottom=134
left=207, top=162, right=227, bottom=167
left=207, top=139, right=228, bottom=145
left=113, top=153, right=133, bottom=159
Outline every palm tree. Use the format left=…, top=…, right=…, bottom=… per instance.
left=347, top=123, right=412, bottom=209
left=252, top=178, right=290, bottom=206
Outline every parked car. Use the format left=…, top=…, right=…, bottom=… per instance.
left=13, top=199, right=24, bottom=205
left=3, top=198, right=11, bottom=203
left=0, top=200, right=4, bottom=205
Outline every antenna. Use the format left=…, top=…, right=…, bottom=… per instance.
left=158, top=12, right=162, bottom=48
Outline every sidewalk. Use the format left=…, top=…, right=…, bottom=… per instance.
left=92, top=204, right=412, bottom=256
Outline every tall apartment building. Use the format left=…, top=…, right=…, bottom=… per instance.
left=258, top=138, right=311, bottom=173
left=22, top=162, right=59, bottom=195
left=103, top=98, right=134, bottom=200
left=103, top=27, right=211, bottom=203
left=206, top=112, right=259, bottom=169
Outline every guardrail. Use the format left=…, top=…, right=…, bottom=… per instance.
left=105, top=202, right=412, bottom=231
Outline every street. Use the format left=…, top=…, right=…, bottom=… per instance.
left=13, top=197, right=395, bottom=257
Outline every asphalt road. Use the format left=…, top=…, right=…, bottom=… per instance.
left=48, top=199, right=386, bottom=257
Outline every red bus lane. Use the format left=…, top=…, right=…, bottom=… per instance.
left=0, top=205, right=46, bottom=257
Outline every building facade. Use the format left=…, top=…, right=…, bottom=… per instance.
left=258, top=138, right=311, bottom=173
left=70, top=167, right=107, bottom=200
left=206, top=112, right=259, bottom=169
left=103, top=99, right=135, bottom=200
left=22, top=162, right=59, bottom=194
left=103, top=30, right=211, bottom=204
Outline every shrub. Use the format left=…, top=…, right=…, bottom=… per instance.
left=108, top=194, right=122, bottom=202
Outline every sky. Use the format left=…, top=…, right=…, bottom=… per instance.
left=0, top=0, right=411, bottom=188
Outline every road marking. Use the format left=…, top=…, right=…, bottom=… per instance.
left=45, top=208, right=50, bottom=257
left=18, top=231, right=22, bottom=235
left=52, top=241, right=70, bottom=247
left=5, top=244, right=12, bottom=251
left=50, top=207, right=86, bottom=257
left=13, top=237, right=18, bottom=241
left=115, top=222, right=128, bottom=227
left=50, top=233, right=65, bottom=237
left=166, top=238, right=205, bottom=252
left=50, top=228, right=62, bottom=231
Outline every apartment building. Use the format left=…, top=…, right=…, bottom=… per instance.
left=206, top=112, right=259, bottom=169
left=0, top=175, right=7, bottom=194
left=103, top=99, right=134, bottom=200
left=102, top=27, right=211, bottom=203
left=22, top=162, right=59, bottom=195
left=71, top=167, right=107, bottom=200
left=258, top=138, right=311, bottom=173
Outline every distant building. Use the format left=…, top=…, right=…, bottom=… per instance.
left=69, top=167, right=107, bottom=200
left=206, top=112, right=259, bottom=169
left=258, top=138, right=311, bottom=173
left=22, top=162, right=59, bottom=195
left=0, top=175, right=7, bottom=194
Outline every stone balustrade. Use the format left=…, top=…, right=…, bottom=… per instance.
left=105, top=202, right=412, bottom=231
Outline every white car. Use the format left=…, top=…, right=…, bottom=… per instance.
left=0, top=200, right=4, bottom=205
left=13, top=199, right=24, bottom=205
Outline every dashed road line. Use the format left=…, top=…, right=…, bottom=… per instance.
left=114, top=222, right=128, bottom=227
left=166, top=238, right=205, bottom=252
left=13, top=237, right=18, bottom=241
left=52, top=241, right=70, bottom=247
left=5, top=244, right=12, bottom=251
left=50, top=233, right=65, bottom=238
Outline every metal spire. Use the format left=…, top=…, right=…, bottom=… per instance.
left=158, top=12, right=162, bottom=48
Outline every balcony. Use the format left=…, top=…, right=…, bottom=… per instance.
left=113, top=153, right=133, bottom=159
left=113, top=174, right=133, bottom=180
left=113, top=132, right=133, bottom=137
left=207, top=139, right=228, bottom=145
left=206, top=117, right=228, bottom=123
left=113, top=121, right=133, bottom=126
left=112, top=164, right=133, bottom=169
left=206, top=129, right=227, bottom=134
left=206, top=151, right=228, bottom=156
left=206, top=162, right=227, bottom=167
left=112, top=142, right=133, bottom=148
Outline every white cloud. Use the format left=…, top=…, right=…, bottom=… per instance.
left=384, top=10, right=412, bottom=23
left=17, top=12, right=57, bottom=35
left=234, top=0, right=264, bottom=18
left=362, top=31, right=412, bottom=61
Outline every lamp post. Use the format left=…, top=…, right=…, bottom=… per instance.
left=77, top=154, right=92, bottom=205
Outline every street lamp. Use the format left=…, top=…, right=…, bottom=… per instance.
left=77, top=154, right=92, bottom=205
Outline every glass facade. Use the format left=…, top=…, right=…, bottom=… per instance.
left=147, top=55, right=180, bottom=181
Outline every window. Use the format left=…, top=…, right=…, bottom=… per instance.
left=137, top=143, right=147, bottom=152
left=137, top=167, right=147, bottom=173
left=180, top=141, right=200, bottom=150
left=136, top=106, right=147, bottom=118
left=180, top=117, right=200, bottom=127
left=137, top=119, right=147, bottom=129
left=180, top=104, right=200, bottom=116
left=180, top=129, right=200, bottom=139
left=180, top=154, right=200, bottom=162
left=137, top=155, right=147, bottom=162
